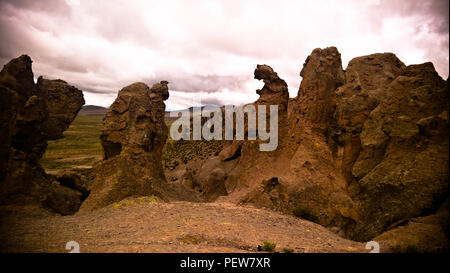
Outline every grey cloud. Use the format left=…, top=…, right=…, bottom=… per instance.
left=371, top=0, right=449, bottom=34
left=145, top=73, right=252, bottom=93
left=0, top=0, right=71, bottom=16
left=198, top=97, right=225, bottom=107
left=0, top=0, right=448, bottom=108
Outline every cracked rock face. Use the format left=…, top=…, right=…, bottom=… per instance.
left=0, top=55, right=85, bottom=214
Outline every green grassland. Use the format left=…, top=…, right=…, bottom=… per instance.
left=40, top=113, right=104, bottom=174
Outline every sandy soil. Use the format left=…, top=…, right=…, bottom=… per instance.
left=0, top=199, right=366, bottom=253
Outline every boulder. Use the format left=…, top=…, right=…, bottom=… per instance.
left=55, top=170, right=90, bottom=199
left=43, top=183, right=83, bottom=215
left=80, top=81, right=199, bottom=212
left=37, top=77, right=85, bottom=140
left=218, top=140, right=242, bottom=161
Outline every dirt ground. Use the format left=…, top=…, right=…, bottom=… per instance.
left=0, top=199, right=366, bottom=253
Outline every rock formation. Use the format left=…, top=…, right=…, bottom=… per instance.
left=194, top=61, right=359, bottom=236
left=348, top=62, right=449, bottom=241
left=0, top=55, right=85, bottom=214
left=37, top=77, right=86, bottom=140
left=80, top=81, right=199, bottom=212
left=192, top=47, right=448, bottom=248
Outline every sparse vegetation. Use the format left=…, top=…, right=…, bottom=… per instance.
left=262, top=241, right=276, bottom=252
left=163, top=138, right=226, bottom=170
left=292, top=206, right=319, bottom=222
left=283, top=247, right=294, bottom=253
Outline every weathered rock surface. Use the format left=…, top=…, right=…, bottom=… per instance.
left=199, top=61, right=359, bottom=237
left=204, top=47, right=448, bottom=246
left=349, top=63, right=449, bottom=240
left=0, top=55, right=85, bottom=214
left=297, top=47, right=345, bottom=133
left=80, top=81, right=199, bottom=212
left=333, top=53, right=406, bottom=183
left=37, top=77, right=85, bottom=140
left=55, top=170, right=90, bottom=199
left=43, top=183, right=83, bottom=215
left=373, top=199, right=449, bottom=252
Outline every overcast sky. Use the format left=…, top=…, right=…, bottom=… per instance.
left=0, top=0, right=448, bottom=110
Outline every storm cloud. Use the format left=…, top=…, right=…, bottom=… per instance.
left=0, top=0, right=448, bottom=110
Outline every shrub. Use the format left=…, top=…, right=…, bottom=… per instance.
left=283, top=248, right=294, bottom=253
left=262, top=241, right=276, bottom=252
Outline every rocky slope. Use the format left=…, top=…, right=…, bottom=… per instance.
left=0, top=199, right=365, bottom=253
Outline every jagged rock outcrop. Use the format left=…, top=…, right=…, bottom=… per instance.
left=254, top=64, right=290, bottom=122
left=80, top=81, right=199, bottom=212
left=210, top=62, right=359, bottom=236
left=208, top=48, right=448, bottom=246
left=349, top=63, right=449, bottom=240
left=0, top=55, right=85, bottom=214
left=297, top=47, right=345, bottom=133
left=333, top=53, right=406, bottom=184
left=288, top=48, right=448, bottom=243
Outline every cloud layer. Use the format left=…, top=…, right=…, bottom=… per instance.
left=0, top=0, right=448, bottom=110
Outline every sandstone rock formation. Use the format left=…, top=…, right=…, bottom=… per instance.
left=0, top=55, right=85, bottom=214
left=80, top=81, right=199, bottom=212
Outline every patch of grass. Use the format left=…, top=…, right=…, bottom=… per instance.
left=292, top=206, right=319, bottom=222
left=283, top=248, right=294, bottom=253
left=262, top=241, right=276, bottom=252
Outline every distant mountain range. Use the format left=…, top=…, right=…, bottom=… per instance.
left=79, top=105, right=108, bottom=116
left=81, top=104, right=231, bottom=119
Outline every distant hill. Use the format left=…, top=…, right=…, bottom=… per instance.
left=79, top=105, right=108, bottom=116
